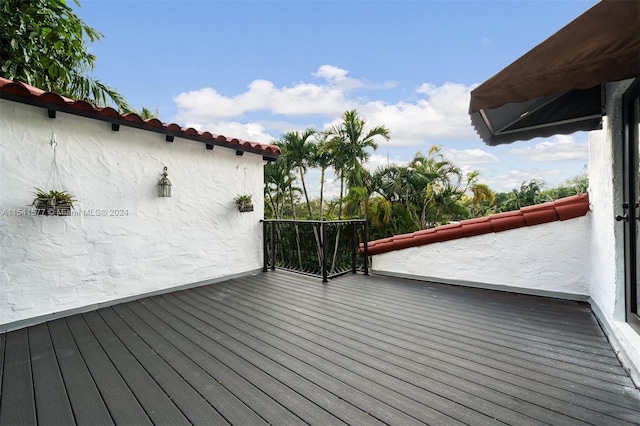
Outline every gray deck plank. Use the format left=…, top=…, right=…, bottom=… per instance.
left=97, top=308, right=229, bottom=426
left=2, top=270, right=639, bottom=425
left=128, top=299, right=316, bottom=426
left=111, top=304, right=264, bottom=426
left=321, top=275, right=614, bottom=352
left=351, top=273, right=605, bottom=331
left=335, top=277, right=615, bottom=357
left=248, top=273, right=639, bottom=401
left=28, top=323, right=75, bottom=426
left=185, top=284, right=601, bottom=426
left=188, top=284, right=551, bottom=426
left=47, top=319, right=114, bottom=425
left=257, top=274, right=622, bottom=372
left=147, top=295, right=430, bottom=426
left=237, top=273, right=631, bottom=388
left=164, top=291, right=477, bottom=426
left=81, top=311, right=191, bottom=426
left=138, top=298, right=410, bottom=426
left=205, top=275, right=640, bottom=424
left=139, top=296, right=387, bottom=426
left=246, top=273, right=630, bottom=387
left=0, top=328, right=36, bottom=426
left=64, top=315, right=152, bottom=425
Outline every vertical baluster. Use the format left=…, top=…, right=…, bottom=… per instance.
left=271, top=221, right=276, bottom=271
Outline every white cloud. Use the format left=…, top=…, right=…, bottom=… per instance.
left=364, top=153, right=408, bottom=171
left=443, top=148, right=499, bottom=166
left=507, top=135, right=588, bottom=162
left=364, top=82, right=476, bottom=145
left=173, top=66, right=477, bottom=146
left=480, top=168, right=564, bottom=193
left=313, top=65, right=348, bottom=82
left=184, top=120, right=276, bottom=144
left=174, top=75, right=354, bottom=123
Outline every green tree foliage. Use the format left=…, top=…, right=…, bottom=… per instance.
left=276, top=128, right=318, bottom=219
left=309, top=133, right=333, bottom=221
left=342, top=146, right=472, bottom=239
left=493, top=172, right=588, bottom=212
left=0, top=0, right=131, bottom=111
left=326, top=110, right=390, bottom=218
left=464, top=180, right=496, bottom=218
left=137, top=106, right=159, bottom=119
left=264, top=158, right=298, bottom=220
left=538, top=172, right=588, bottom=202
left=264, top=109, right=590, bottom=241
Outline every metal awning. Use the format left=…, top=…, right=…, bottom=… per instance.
left=469, top=0, right=640, bottom=146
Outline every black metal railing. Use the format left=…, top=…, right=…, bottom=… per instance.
left=262, top=219, right=369, bottom=282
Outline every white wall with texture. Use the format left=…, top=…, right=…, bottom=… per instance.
left=371, top=217, right=591, bottom=298
left=0, top=99, right=265, bottom=328
left=588, top=79, right=640, bottom=385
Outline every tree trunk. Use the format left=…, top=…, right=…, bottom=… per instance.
left=288, top=181, right=303, bottom=269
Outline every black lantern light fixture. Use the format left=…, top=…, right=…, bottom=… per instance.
left=158, top=166, right=172, bottom=197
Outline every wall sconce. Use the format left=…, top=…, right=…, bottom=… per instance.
left=158, top=166, right=172, bottom=197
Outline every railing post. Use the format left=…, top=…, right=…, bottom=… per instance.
left=270, top=221, right=276, bottom=271
left=262, top=220, right=268, bottom=272
left=351, top=221, right=357, bottom=274
left=321, top=221, right=328, bottom=283
left=363, top=220, right=369, bottom=276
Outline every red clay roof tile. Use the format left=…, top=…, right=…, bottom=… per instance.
left=363, top=193, right=590, bottom=256
left=0, top=77, right=281, bottom=159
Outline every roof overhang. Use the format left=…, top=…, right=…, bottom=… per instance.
left=469, top=0, right=640, bottom=146
left=0, top=77, right=281, bottom=160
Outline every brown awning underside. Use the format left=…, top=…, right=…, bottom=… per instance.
left=469, top=0, right=640, bottom=146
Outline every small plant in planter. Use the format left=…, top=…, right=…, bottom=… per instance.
left=32, top=188, right=76, bottom=216
left=234, top=194, right=254, bottom=212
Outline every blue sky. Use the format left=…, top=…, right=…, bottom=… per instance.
left=73, top=0, right=595, bottom=196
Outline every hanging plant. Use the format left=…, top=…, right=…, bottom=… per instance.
left=32, top=188, right=76, bottom=216
left=31, top=133, right=77, bottom=216
left=234, top=194, right=254, bottom=212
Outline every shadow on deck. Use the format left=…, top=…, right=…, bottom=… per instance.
left=1, top=271, right=639, bottom=425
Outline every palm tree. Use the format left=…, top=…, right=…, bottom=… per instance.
left=264, top=159, right=296, bottom=219
left=327, top=110, right=390, bottom=219
left=310, top=133, right=333, bottom=221
left=278, top=128, right=317, bottom=220
left=137, top=106, right=160, bottom=120
left=468, top=183, right=496, bottom=218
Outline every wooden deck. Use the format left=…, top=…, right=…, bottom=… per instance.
left=1, top=271, right=639, bottom=425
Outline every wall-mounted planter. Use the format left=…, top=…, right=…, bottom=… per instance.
left=234, top=195, right=253, bottom=213
left=32, top=189, right=75, bottom=216
left=35, top=200, right=73, bottom=216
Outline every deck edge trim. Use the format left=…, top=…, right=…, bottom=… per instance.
left=590, top=299, right=640, bottom=388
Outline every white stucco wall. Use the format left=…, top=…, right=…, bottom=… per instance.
left=0, top=100, right=265, bottom=329
left=372, top=216, right=591, bottom=299
left=589, top=80, right=640, bottom=384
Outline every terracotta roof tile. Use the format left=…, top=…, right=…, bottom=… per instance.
left=364, top=193, right=590, bottom=256
left=0, top=77, right=281, bottom=159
